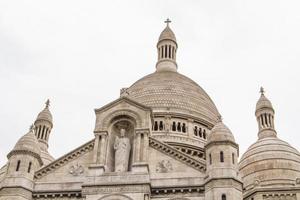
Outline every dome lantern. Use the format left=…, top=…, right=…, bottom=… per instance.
left=34, top=99, right=55, bottom=165
left=255, top=87, right=276, bottom=139
left=156, top=19, right=178, bottom=72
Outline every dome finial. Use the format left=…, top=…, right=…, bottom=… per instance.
left=164, top=18, right=171, bottom=27
left=156, top=19, right=178, bottom=72
left=29, top=124, right=35, bottom=132
left=45, top=99, right=50, bottom=109
left=260, top=87, right=265, bottom=96
left=217, top=115, right=223, bottom=122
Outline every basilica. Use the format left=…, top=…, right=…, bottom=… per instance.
left=1, top=21, right=300, bottom=200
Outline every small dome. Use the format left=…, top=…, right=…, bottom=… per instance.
left=9, top=126, right=41, bottom=157
left=158, top=25, right=177, bottom=43
left=239, top=137, right=300, bottom=190
left=36, top=99, right=53, bottom=123
left=256, top=88, right=273, bottom=111
left=207, top=120, right=235, bottom=143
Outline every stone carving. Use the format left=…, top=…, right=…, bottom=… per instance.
left=114, top=128, right=131, bottom=172
left=253, top=179, right=260, bottom=187
left=69, top=163, right=84, bottom=176
left=156, top=160, right=173, bottom=173
left=263, top=194, right=296, bottom=200
left=296, top=178, right=300, bottom=184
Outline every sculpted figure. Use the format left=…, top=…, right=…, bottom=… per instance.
left=114, top=129, right=131, bottom=172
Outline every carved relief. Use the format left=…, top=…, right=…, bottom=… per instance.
left=69, top=163, right=84, bottom=176
left=156, top=160, right=173, bottom=173
left=263, top=193, right=296, bottom=200
left=296, top=178, right=300, bottom=184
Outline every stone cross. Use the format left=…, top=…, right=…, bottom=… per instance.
left=260, top=87, right=265, bottom=95
left=164, top=18, right=171, bottom=26
left=45, top=99, right=50, bottom=108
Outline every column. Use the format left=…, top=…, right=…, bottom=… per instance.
left=142, top=130, right=150, bottom=162
left=135, top=132, right=141, bottom=162
left=92, top=133, right=100, bottom=163
left=99, top=133, right=108, bottom=165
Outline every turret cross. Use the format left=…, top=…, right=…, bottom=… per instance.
left=164, top=18, right=171, bottom=26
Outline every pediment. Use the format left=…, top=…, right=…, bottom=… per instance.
left=34, top=139, right=94, bottom=182
left=94, top=97, right=153, bottom=131
left=149, top=137, right=206, bottom=173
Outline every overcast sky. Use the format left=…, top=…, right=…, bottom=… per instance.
left=1, top=0, right=300, bottom=167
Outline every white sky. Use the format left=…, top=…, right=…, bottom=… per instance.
left=1, top=0, right=300, bottom=167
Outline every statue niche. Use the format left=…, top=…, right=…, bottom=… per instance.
left=106, top=118, right=135, bottom=172
left=114, top=128, right=131, bottom=172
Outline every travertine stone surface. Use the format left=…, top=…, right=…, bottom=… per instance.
left=1, top=21, right=299, bottom=200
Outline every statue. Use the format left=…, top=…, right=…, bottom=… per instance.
left=114, top=129, right=131, bottom=172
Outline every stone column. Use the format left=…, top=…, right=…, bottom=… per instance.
left=135, top=131, right=142, bottom=162
left=89, top=131, right=108, bottom=176
left=92, top=133, right=101, bottom=163
left=132, top=128, right=150, bottom=173
left=187, top=119, right=194, bottom=138
left=142, top=130, right=150, bottom=162
left=99, top=132, right=108, bottom=165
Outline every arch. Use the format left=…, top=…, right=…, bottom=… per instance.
left=220, top=151, right=224, bottom=163
left=16, top=160, right=21, bottom=171
left=222, top=194, right=226, bottom=200
left=99, top=194, right=134, bottom=200
left=102, top=109, right=143, bottom=129
left=28, top=162, right=32, bottom=173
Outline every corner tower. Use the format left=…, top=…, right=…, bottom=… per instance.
left=34, top=99, right=54, bottom=165
left=239, top=88, right=300, bottom=198
left=156, top=18, right=178, bottom=72
left=205, top=117, right=242, bottom=200
left=0, top=125, right=43, bottom=200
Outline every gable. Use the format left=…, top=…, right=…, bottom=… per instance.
left=34, top=139, right=94, bottom=183
left=94, top=97, right=153, bottom=132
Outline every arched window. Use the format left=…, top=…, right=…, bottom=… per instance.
left=16, top=160, right=21, bottom=171
left=220, top=151, right=224, bottom=163
left=159, top=121, right=164, bottom=131
left=182, top=123, right=186, bottom=133
left=222, top=194, right=226, bottom=200
left=232, top=153, right=235, bottom=164
left=209, top=154, right=212, bottom=165
left=199, top=128, right=202, bottom=137
left=28, top=162, right=32, bottom=173
left=165, top=45, right=168, bottom=58
left=172, top=122, right=176, bottom=131
left=154, top=121, right=158, bottom=131
left=194, top=126, right=198, bottom=136
left=177, top=122, right=181, bottom=132
left=203, top=130, right=206, bottom=139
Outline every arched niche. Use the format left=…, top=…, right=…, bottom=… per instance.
left=102, top=109, right=143, bottom=130
left=106, top=114, right=136, bottom=172
left=99, top=194, right=133, bottom=200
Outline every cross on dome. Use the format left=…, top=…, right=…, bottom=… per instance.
left=164, top=18, right=171, bottom=26
left=45, top=99, right=50, bottom=108
left=29, top=124, right=35, bottom=131
left=260, top=87, right=265, bottom=95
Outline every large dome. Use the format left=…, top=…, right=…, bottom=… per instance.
left=239, top=137, right=300, bottom=191
left=126, top=71, right=220, bottom=124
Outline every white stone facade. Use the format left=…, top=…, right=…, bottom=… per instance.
left=1, top=21, right=300, bottom=200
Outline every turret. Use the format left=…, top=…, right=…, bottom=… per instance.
left=255, top=87, right=276, bottom=139
left=156, top=19, right=178, bottom=72
left=34, top=99, right=54, bottom=165
left=205, top=117, right=242, bottom=200
left=0, top=125, right=43, bottom=199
